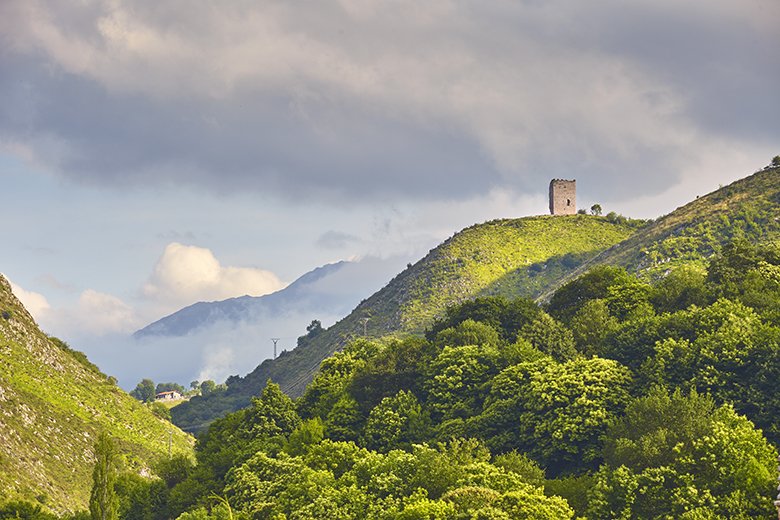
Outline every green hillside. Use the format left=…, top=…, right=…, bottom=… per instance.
left=537, top=165, right=780, bottom=300
left=173, top=215, right=642, bottom=431
left=0, top=276, right=194, bottom=513
left=175, top=164, right=780, bottom=433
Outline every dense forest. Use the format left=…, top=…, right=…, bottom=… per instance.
left=6, top=238, right=778, bottom=519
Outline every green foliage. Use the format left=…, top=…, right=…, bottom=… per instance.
left=166, top=219, right=780, bottom=520
left=590, top=204, right=602, bottom=216
left=346, top=338, right=436, bottom=415
left=363, top=391, right=431, bottom=451
left=433, top=319, right=501, bottom=349
left=0, top=500, right=59, bottom=520
left=492, top=452, right=545, bottom=487
left=568, top=299, right=617, bottom=355
left=130, top=379, right=156, bottom=403
left=89, top=433, right=118, bottom=520
left=427, top=297, right=541, bottom=344
left=518, top=312, right=577, bottom=361
left=155, top=382, right=185, bottom=395
left=649, top=264, right=708, bottom=312
left=297, top=319, right=325, bottom=348
left=223, top=440, right=573, bottom=519
left=547, top=266, right=633, bottom=323
left=0, top=275, right=193, bottom=511
left=284, top=418, right=325, bottom=456
left=589, top=388, right=777, bottom=518
left=199, top=381, right=217, bottom=397
left=425, top=345, right=500, bottom=422
left=147, top=402, right=171, bottom=421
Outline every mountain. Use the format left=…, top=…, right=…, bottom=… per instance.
left=172, top=214, right=642, bottom=431
left=173, top=164, right=780, bottom=433
left=134, top=261, right=350, bottom=338
left=0, top=275, right=193, bottom=513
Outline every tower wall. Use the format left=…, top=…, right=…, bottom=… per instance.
left=549, top=179, right=576, bottom=215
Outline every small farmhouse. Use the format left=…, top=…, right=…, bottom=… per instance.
left=155, top=390, right=182, bottom=401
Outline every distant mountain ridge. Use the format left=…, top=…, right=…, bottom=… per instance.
left=134, top=261, right=349, bottom=338
left=0, top=275, right=193, bottom=512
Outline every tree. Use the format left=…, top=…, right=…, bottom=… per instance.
left=590, top=388, right=777, bottom=518
left=475, top=357, right=632, bottom=474
left=546, top=266, right=633, bottom=323
left=518, top=313, right=577, bottom=362
left=434, top=319, right=501, bottom=349
left=772, top=155, right=780, bottom=167
left=0, top=501, right=58, bottom=520
left=155, top=382, right=185, bottom=395
left=90, top=432, right=119, bottom=520
left=307, top=319, right=324, bottom=336
left=363, top=390, right=431, bottom=451
left=199, top=380, right=217, bottom=396
left=569, top=299, right=617, bottom=356
left=425, top=345, right=500, bottom=421
left=649, top=265, right=708, bottom=313
left=590, top=204, right=602, bottom=216
left=130, top=379, right=156, bottom=402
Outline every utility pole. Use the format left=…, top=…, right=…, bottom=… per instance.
left=271, top=338, right=280, bottom=359
left=168, top=429, right=172, bottom=458
left=361, top=318, right=369, bottom=336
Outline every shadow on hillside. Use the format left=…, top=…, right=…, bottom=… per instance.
left=475, top=249, right=607, bottom=304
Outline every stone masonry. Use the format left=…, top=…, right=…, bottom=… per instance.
left=549, top=179, right=576, bottom=215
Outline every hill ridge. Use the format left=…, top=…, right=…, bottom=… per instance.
left=172, top=214, right=640, bottom=430
left=0, top=275, right=193, bottom=512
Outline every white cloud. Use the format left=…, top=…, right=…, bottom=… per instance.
left=6, top=276, right=51, bottom=320
left=143, top=242, right=284, bottom=308
left=74, top=289, right=138, bottom=335
left=4, top=276, right=139, bottom=337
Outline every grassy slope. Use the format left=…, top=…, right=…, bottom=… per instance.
left=0, top=276, right=194, bottom=513
left=536, top=165, right=780, bottom=301
left=174, top=215, right=639, bottom=430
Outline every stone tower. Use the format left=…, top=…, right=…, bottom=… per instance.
left=549, top=179, right=576, bottom=215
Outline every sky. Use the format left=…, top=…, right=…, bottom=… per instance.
left=0, top=0, right=777, bottom=386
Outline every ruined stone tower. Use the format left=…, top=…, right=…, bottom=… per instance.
left=549, top=179, right=576, bottom=215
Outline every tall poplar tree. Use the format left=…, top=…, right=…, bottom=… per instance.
left=89, top=432, right=118, bottom=520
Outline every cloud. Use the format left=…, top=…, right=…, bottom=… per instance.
left=0, top=0, right=776, bottom=205
left=73, top=289, right=139, bottom=335
left=316, top=230, right=363, bottom=250
left=143, top=242, right=284, bottom=308
left=6, top=277, right=51, bottom=320
left=6, top=276, right=140, bottom=336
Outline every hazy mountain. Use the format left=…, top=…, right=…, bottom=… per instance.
left=134, top=261, right=351, bottom=338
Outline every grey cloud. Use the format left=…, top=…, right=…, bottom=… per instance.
left=316, top=230, right=362, bottom=250
left=0, top=0, right=776, bottom=205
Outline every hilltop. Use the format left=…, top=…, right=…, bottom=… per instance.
left=172, top=214, right=641, bottom=430
left=174, top=164, right=780, bottom=433
left=0, top=276, right=193, bottom=513
left=537, top=165, right=780, bottom=300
